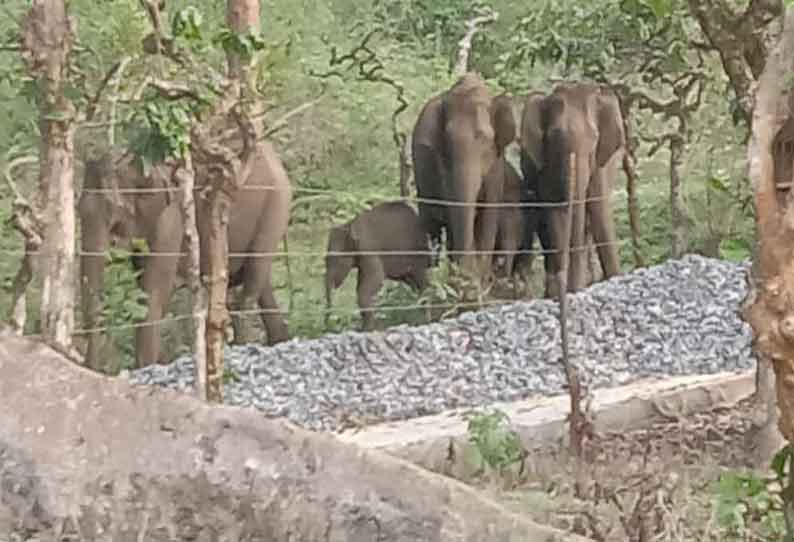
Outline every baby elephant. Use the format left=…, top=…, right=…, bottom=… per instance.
left=325, top=201, right=431, bottom=330
left=494, top=157, right=530, bottom=278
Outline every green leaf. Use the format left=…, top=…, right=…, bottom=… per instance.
left=645, top=0, right=671, bottom=19
left=771, top=444, right=791, bottom=480
left=707, top=175, right=730, bottom=194
left=130, top=238, right=150, bottom=253
left=172, top=6, right=204, bottom=41
left=719, top=238, right=751, bottom=263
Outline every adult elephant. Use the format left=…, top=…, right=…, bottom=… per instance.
left=519, top=83, right=625, bottom=297
left=411, top=72, right=517, bottom=275
left=78, top=140, right=292, bottom=368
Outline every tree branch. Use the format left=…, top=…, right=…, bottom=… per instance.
left=3, top=155, right=42, bottom=246
left=687, top=0, right=783, bottom=124
left=454, top=7, right=498, bottom=76
left=261, top=91, right=325, bottom=139
left=84, top=58, right=128, bottom=122
left=311, top=28, right=413, bottom=194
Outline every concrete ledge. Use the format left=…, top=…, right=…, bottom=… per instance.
left=337, top=370, right=755, bottom=480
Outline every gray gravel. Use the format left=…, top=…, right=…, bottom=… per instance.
left=126, top=254, right=756, bottom=431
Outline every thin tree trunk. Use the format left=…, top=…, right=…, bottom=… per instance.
left=205, top=191, right=231, bottom=402
left=744, top=7, right=794, bottom=457
left=398, top=134, right=412, bottom=198
left=669, top=135, right=688, bottom=258
left=199, top=0, right=261, bottom=403
left=618, top=97, right=645, bottom=268
left=623, top=153, right=644, bottom=268
left=175, top=158, right=207, bottom=401
left=22, top=0, right=77, bottom=350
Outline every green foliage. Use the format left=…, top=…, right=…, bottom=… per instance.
left=416, top=257, right=468, bottom=319
left=712, top=445, right=794, bottom=541
left=171, top=6, right=205, bottom=42
left=223, top=367, right=241, bottom=384
left=496, top=0, right=692, bottom=90
left=714, top=470, right=786, bottom=539
left=465, top=408, right=525, bottom=474
left=372, top=0, right=497, bottom=65
left=99, top=246, right=150, bottom=368
left=214, top=28, right=268, bottom=62
left=125, top=98, right=197, bottom=174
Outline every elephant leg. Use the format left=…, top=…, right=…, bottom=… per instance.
left=587, top=159, right=621, bottom=280
left=518, top=206, right=541, bottom=278
left=476, top=204, right=500, bottom=279
left=448, top=184, right=478, bottom=273
left=230, top=279, right=259, bottom=345
left=356, top=256, right=385, bottom=331
left=136, top=207, right=182, bottom=367
left=568, top=155, right=590, bottom=292
left=235, top=250, right=289, bottom=346
left=257, top=267, right=289, bottom=345
left=234, top=266, right=288, bottom=347
left=424, top=216, right=444, bottom=267
left=538, top=207, right=571, bottom=298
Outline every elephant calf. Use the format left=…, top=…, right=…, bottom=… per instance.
left=493, top=157, right=530, bottom=278
left=325, top=201, right=431, bottom=331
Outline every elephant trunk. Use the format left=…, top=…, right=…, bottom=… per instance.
left=540, top=127, right=571, bottom=204
left=448, top=145, right=483, bottom=272
left=79, top=224, right=110, bottom=369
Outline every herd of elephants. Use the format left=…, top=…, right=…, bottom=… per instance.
left=78, top=72, right=627, bottom=368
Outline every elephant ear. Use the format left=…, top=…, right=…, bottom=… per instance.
left=83, top=153, right=127, bottom=214
left=594, top=88, right=626, bottom=168
left=347, top=219, right=367, bottom=253
left=490, top=94, right=517, bottom=155
left=327, top=224, right=347, bottom=253
left=519, top=92, right=547, bottom=170
left=148, top=162, right=175, bottom=207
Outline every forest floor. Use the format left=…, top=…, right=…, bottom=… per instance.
left=470, top=398, right=784, bottom=541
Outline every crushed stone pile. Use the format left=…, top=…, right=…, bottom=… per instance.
left=126, top=255, right=755, bottom=431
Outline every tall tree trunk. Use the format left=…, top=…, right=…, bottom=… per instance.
left=21, top=0, right=77, bottom=350
left=200, top=0, right=261, bottom=403
left=743, top=7, right=794, bottom=460
left=669, top=134, right=688, bottom=258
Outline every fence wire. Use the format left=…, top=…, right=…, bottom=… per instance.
left=6, top=184, right=643, bottom=350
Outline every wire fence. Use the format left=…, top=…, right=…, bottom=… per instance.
left=3, top=179, right=681, bottom=360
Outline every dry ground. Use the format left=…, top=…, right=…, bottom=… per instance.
left=470, top=398, right=786, bottom=541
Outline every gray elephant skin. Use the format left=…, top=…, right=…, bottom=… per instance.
left=492, top=156, right=532, bottom=278
left=411, top=72, right=517, bottom=276
left=519, top=83, right=626, bottom=297
left=325, top=201, right=431, bottom=331
left=78, top=140, right=292, bottom=368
